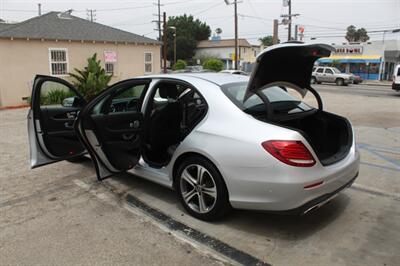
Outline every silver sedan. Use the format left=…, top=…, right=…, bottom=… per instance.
left=29, top=43, right=360, bottom=220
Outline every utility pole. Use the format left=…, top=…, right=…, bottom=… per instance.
left=294, top=24, right=298, bottom=41
left=281, top=0, right=299, bottom=41
left=288, top=0, right=292, bottom=41
left=225, top=0, right=240, bottom=70
left=86, top=9, right=96, bottom=22
left=163, top=12, right=167, bottom=73
left=38, top=3, right=42, bottom=16
left=153, top=1, right=163, bottom=69
left=234, top=1, right=238, bottom=70
left=273, top=19, right=279, bottom=44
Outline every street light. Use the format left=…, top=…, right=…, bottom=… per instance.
left=168, top=26, right=177, bottom=65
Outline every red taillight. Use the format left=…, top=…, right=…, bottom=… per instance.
left=261, top=140, right=316, bottom=167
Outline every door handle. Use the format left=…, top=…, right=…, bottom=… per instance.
left=64, top=121, right=74, bottom=129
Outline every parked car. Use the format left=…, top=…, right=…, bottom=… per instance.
left=219, top=69, right=248, bottom=75
left=28, top=43, right=359, bottom=221
left=351, top=74, right=363, bottom=84
left=311, top=66, right=353, bottom=86
left=392, top=64, right=400, bottom=92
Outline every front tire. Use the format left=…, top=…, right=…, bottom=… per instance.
left=336, top=78, right=344, bottom=86
left=175, top=156, right=231, bottom=221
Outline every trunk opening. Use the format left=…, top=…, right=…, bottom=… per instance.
left=277, top=111, right=352, bottom=166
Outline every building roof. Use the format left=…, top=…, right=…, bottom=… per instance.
left=0, top=11, right=160, bottom=45
left=197, top=38, right=252, bottom=48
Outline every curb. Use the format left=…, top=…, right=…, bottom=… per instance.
left=0, top=104, right=30, bottom=110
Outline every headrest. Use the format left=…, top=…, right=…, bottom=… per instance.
left=158, top=83, right=178, bottom=99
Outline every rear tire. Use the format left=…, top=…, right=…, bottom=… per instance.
left=336, top=78, right=344, bottom=86
left=310, top=77, right=317, bottom=84
left=175, top=156, right=231, bottom=221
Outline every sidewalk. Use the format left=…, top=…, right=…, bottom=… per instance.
left=362, top=80, right=392, bottom=87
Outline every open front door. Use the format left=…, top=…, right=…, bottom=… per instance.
left=75, top=79, right=151, bottom=180
left=29, top=75, right=87, bottom=168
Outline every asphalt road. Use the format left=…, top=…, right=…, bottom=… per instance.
left=313, top=83, right=399, bottom=98
left=1, top=86, right=399, bottom=265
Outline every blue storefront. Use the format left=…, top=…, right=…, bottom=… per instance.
left=318, top=55, right=382, bottom=80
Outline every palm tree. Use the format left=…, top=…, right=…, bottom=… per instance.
left=69, top=53, right=112, bottom=101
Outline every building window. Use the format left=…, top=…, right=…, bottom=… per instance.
left=144, top=52, right=153, bottom=74
left=105, top=62, right=114, bottom=76
left=49, top=48, right=68, bottom=76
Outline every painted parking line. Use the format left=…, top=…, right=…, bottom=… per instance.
left=125, top=193, right=271, bottom=266
left=73, top=179, right=270, bottom=266
left=358, top=142, right=400, bottom=171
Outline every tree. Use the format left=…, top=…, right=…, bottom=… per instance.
left=69, top=53, right=112, bottom=101
left=166, top=14, right=211, bottom=62
left=345, top=25, right=370, bottom=42
left=203, top=58, right=224, bottom=72
left=259, top=36, right=273, bottom=46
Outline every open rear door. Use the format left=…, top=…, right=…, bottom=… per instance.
left=75, top=79, right=151, bottom=180
left=29, top=75, right=87, bottom=168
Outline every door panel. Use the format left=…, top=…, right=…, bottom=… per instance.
left=76, top=79, right=151, bottom=180
left=29, top=75, right=86, bottom=168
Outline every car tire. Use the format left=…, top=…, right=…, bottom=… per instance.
left=175, top=156, right=231, bottom=221
left=317, top=81, right=322, bottom=84
left=336, top=78, right=344, bottom=86
left=310, top=77, right=316, bottom=84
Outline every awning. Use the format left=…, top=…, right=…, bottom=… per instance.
left=318, top=54, right=382, bottom=64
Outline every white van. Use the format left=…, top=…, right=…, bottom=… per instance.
left=393, top=64, right=400, bottom=92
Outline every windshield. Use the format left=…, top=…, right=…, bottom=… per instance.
left=332, top=67, right=342, bottom=74
left=221, top=82, right=313, bottom=116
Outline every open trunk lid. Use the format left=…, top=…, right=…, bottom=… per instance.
left=245, top=42, right=334, bottom=100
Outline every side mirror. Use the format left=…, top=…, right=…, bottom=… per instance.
left=62, top=96, right=85, bottom=108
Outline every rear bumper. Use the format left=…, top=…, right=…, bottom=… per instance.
left=224, top=146, right=360, bottom=212
left=274, top=173, right=358, bottom=215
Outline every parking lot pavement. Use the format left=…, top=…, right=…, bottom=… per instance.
left=0, top=109, right=226, bottom=266
left=1, top=86, right=399, bottom=265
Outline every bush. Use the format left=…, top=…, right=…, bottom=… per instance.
left=40, top=89, right=75, bottom=105
left=172, top=59, right=187, bottom=70
left=202, top=58, right=224, bottom=72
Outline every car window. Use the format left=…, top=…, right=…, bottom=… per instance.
left=92, top=84, right=146, bottom=114
left=397, top=67, right=400, bottom=76
left=221, top=82, right=314, bottom=116
left=316, top=68, right=324, bottom=73
left=39, top=81, right=80, bottom=107
left=332, top=67, right=342, bottom=74
left=325, top=69, right=334, bottom=74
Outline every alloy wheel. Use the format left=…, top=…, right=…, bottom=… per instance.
left=180, top=164, right=217, bottom=214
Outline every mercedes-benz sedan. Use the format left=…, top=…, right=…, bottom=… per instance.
left=28, top=43, right=360, bottom=220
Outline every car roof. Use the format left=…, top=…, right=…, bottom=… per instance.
left=142, top=72, right=249, bottom=86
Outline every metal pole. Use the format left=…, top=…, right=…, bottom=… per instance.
left=294, top=24, right=298, bottom=41
left=38, top=3, right=42, bottom=16
left=163, top=12, right=167, bottom=73
left=234, top=0, right=238, bottom=70
left=288, top=0, right=291, bottom=41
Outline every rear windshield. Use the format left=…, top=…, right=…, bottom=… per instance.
left=221, top=82, right=313, bottom=116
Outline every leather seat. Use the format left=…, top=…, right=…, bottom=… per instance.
left=147, top=83, right=182, bottom=154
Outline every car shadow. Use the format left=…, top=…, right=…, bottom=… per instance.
left=105, top=171, right=350, bottom=241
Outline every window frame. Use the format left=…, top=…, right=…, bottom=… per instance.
left=325, top=68, right=334, bottom=74
left=144, top=52, right=153, bottom=74
left=48, top=48, right=69, bottom=77
left=105, top=62, right=115, bottom=76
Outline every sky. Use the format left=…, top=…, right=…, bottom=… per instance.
left=0, top=0, right=399, bottom=45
